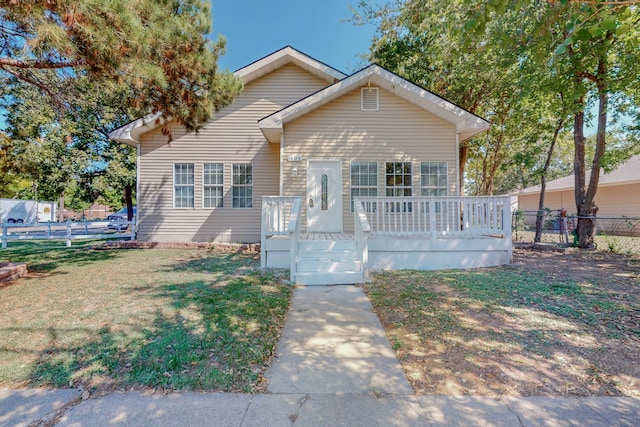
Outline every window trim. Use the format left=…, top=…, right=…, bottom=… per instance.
left=385, top=161, right=413, bottom=197
left=173, top=162, right=195, bottom=209
left=232, top=162, right=253, bottom=209
left=202, top=162, right=224, bottom=209
left=350, top=161, right=378, bottom=212
left=420, top=162, right=449, bottom=197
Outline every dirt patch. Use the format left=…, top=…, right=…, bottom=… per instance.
left=367, top=248, right=640, bottom=397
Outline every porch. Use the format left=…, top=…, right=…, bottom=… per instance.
left=261, top=196, right=513, bottom=285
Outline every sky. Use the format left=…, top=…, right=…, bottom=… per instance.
left=210, top=0, right=376, bottom=74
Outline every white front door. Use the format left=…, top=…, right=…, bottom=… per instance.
left=307, top=160, right=342, bottom=232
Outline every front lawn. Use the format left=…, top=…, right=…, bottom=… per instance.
left=0, top=242, right=291, bottom=393
left=365, top=248, right=640, bottom=397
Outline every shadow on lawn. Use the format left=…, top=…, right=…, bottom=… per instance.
left=163, top=250, right=261, bottom=275
left=28, top=253, right=291, bottom=393
left=367, top=268, right=638, bottom=397
left=1, top=240, right=126, bottom=276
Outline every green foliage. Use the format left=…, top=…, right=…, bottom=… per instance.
left=356, top=0, right=639, bottom=208
left=0, top=0, right=242, bottom=132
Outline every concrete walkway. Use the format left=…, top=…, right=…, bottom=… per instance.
left=1, top=285, right=638, bottom=426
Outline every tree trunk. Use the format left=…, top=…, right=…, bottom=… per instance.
left=574, top=54, right=608, bottom=249
left=459, top=143, right=468, bottom=196
left=125, top=184, right=134, bottom=221
left=534, top=119, right=564, bottom=243
left=58, top=194, right=65, bottom=222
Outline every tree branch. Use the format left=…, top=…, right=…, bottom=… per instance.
left=0, top=57, right=83, bottom=69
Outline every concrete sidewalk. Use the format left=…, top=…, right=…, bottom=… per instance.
left=1, top=285, right=638, bottom=426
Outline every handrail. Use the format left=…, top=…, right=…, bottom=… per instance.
left=354, top=198, right=371, bottom=281
left=261, top=196, right=302, bottom=269
left=288, top=198, right=302, bottom=283
left=357, top=196, right=511, bottom=238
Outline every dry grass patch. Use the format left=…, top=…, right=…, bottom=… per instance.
left=365, top=248, right=640, bottom=397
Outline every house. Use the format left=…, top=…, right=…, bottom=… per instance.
left=110, top=46, right=512, bottom=284
left=517, top=154, right=640, bottom=235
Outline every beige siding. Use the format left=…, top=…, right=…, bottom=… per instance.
left=518, top=183, right=640, bottom=227
left=281, top=86, right=458, bottom=233
left=519, top=184, right=640, bottom=218
left=137, top=64, right=330, bottom=242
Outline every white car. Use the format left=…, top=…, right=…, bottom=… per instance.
left=107, top=207, right=136, bottom=230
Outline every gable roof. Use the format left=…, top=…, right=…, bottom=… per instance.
left=258, top=64, right=490, bottom=143
left=109, top=46, right=346, bottom=145
left=235, top=45, right=346, bottom=85
left=519, top=154, right=640, bottom=195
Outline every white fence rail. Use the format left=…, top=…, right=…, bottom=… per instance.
left=1, top=220, right=136, bottom=248
left=261, top=196, right=302, bottom=269
left=356, top=196, right=511, bottom=238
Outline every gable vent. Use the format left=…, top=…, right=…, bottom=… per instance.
left=361, top=87, right=379, bottom=111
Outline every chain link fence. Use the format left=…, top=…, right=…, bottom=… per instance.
left=512, top=209, right=640, bottom=254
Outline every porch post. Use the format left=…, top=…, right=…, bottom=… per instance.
left=260, top=198, right=267, bottom=268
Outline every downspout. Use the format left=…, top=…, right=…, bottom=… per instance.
left=279, top=133, right=284, bottom=196
left=455, top=134, right=460, bottom=196
left=135, top=141, right=141, bottom=239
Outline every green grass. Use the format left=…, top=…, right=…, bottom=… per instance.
left=0, top=241, right=292, bottom=392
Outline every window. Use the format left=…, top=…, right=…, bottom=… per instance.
left=421, top=162, right=448, bottom=213
left=232, top=163, right=252, bottom=208
left=350, top=161, right=377, bottom=212
left=203, top=163, right=224, bottom=208
left=421, top=162, right=448, bottom=196
left=361, top=87, right=379, bottom=111
left=174, top=163, right=194, bottom=208
left=385, top=162, right=412, bottom=196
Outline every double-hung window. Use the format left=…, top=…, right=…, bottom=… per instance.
left=421, top=162, right=448, bottom=213
left=385, top=162, right=412, bottom=196
left=203, top=163, right=224, bottom=208
left=232, top=163, right=252, bottom=208
left=350, top=161, right=377, bottom=212
left=420, top=162, right=448, bottom=196
left=174, top=163, right=194, bottom=208
left=385, top=162, right=412, bottom=212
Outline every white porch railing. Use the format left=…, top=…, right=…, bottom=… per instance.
left=261, top=197, right=302, bottom=273
left=356, top=196, right=512, bottom=239
left=354, top=199, right=371, bottom=281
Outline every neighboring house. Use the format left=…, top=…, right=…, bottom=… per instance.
left=517, top=154, right=640, bottom=234
left=110, top=46, right=512, bottom=284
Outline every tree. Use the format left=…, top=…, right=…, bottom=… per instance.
left=5, top=81, right=90, bottom=219
left=358, top=0, right=640, bottom=248
left=457, top=0, right=640, bottom=248
left=1, top=1, right=243, bottom=218
left=0, top=0, right=242, bottom=132
left=355, top=0, right=527, bottom=195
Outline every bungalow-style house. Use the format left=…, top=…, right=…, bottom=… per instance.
left=518, top=154, right=640, bottom=235
left=110, top=46, right=512, bottom=284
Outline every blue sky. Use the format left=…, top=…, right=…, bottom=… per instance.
left=210, top=0, right=376, bottom=73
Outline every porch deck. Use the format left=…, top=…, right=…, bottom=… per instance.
left=267, top=232, right=503, bottom=242
left=261, top=196, right=513, bottom=285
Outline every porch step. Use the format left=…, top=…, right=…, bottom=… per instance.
left=297, top=259, right=363, bottom=273
left=298, top=240, right=356, bottom=251
left=298, top=249, right=359, bottom=261
left=294, top=238, right=363, bottom=285
left=295, top=271, right=364, bottom=286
